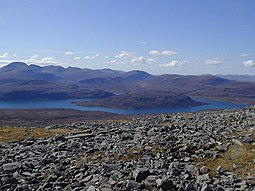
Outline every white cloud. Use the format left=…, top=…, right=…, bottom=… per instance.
left=0, top=53, right=8, bottom=58
left=0, top=56, right=64, bottom=66
left=0, top=59, right=12, bottom=64
left=64, top=51, right=73, bottom=55
left=130, top=57, right=156, bottom=65
left=42, top=57, right=55, bottom=62
left=31, top=55, right=39, bottom=59
left=84, top=53, right=99, bottom=59
left=160, top=60, right=186, bottom=67
left=149, top=50, right=178, bottom=56
left=131, top=57, right=147, bottom=65
left=104, top=59, right=118, bottom=65
left=12, top=54, right=17, bottom=57
left=205, top=59, right=222, bottom=65
left=115, top=51, right=133, bottom=59
left=243, top=60, right=255, bottom=67
left=74, top=57, right=80, bottom=60
left=161, top=50, right=178, bottom=56
left=149, top=50, right=161, bottom=55
left=147, top=58, right=156, bottom=63
left=84, top=56, right=96, bottom=59
left=240, top=53, right=249, bottom=57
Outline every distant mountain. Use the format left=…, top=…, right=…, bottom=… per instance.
left=0, top=62, right=255, bottom=105
left=139, top=74, right=231, bottom=94
left=218, top=74, right=255, bottom=82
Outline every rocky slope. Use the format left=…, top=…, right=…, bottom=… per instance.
left=0, top=107, right=255, bottom=190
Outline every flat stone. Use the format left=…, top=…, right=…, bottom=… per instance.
left=65, top=133, right=95, bottom=139
left=184, top=165, right=199, bottom=176
left=100, top=188, right=114, bottom=191
left=232, top=139, right=244, bottom=147
left=2, top=162, right=21, bottom=173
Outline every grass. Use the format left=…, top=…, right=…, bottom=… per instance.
left=198, top=131, right=255, bottom=178
left=0, top=126, right=80, bottom=142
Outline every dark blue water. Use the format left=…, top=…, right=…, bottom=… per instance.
left=0, top=98, right=248, bottom=115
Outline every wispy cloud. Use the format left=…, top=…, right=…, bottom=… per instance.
left=64, top=51, right=73, bottom=55
left=160, top=60, right=186, bottom=67
left=147, top=58, right=156, bottom=63
left=74, top=57, right=80, bottom=60
left=240, top=53, right=249, bottom=57
left=0, top=59, right=13, bottom=64
left=0, top=53, right=8, bottom=59
left=31, top=55, right=39, bottom=59
left=84, top=56, right=96, bottom=59
left=149, top=50, right=178, bottom=56
left=205, top=59, right=222, bottom=65
left=103, top=59, right=119, bottom=65
left=243, top=60, right=255, bottom=67
left=115, top=51, right=133, bottom=59
left=84, top=53, right=100, bottom=60
left=0, top=56, right=65, bottom=66
left=161, top=50, right=178, bottom=56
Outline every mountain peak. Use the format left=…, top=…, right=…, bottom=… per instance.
left=3, top=62, right=28, bottom=69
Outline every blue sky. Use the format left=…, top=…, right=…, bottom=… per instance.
left=0, top=0, right=255, bottom=75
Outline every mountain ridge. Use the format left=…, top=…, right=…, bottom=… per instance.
left=0, top=62, right=255, bottom=105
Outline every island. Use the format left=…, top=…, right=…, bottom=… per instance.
left=75, top=91, right=206, bottom=109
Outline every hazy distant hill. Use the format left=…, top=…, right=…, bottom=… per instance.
left=218, top=74, right=255, bottom=82
left=0, top=62, right=255, bottom=105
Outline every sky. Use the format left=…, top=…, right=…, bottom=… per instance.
left=0, top=0, right=255, bottom=75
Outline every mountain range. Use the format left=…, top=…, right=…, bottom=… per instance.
left=0, top=62, right=255, bottom=107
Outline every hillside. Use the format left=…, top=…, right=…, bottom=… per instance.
left=0, top=106, right=254, bottom=190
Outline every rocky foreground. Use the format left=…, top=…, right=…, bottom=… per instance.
left=1, top=107, right=255, bottom=191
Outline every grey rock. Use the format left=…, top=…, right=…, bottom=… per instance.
left=3, top=177, right=19, bottom=185
left=2, top=162, right=21, bottom=173
left=199, top=166, right=209, bottom=174
left=232, top=139, right=244, bottom=147
left=100, top=188, right=114, bottom=191
left=13, top=184, right=30, bottom=191
left=126, top=180, right=142, bottom=190
left=185, top=165, right=199, bottom=176
left=216, top=166, right=225, bottom=175
left=247, top=176, right=255, bottom=186
left=65, top=133, right=95, bottom=139
left=87, top=185, right=96, bottom=191
left=133, top=168, right=150, bottom=182
left=156, top=178, right=174, bottom=190
left=201, top=183, right=212, bottom=191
